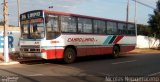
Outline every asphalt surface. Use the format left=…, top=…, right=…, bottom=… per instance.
left=0, top=53, right=160, bottom=82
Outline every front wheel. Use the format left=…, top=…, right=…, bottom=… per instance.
left=64, top=48, right=76, bottom=64
left=112, top=46, right=120, bottom=58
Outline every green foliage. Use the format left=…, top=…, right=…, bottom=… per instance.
left=137, top=24, right=151, bottom=36
left=148, top=0, right=160, bottom=39
left=0, top=21, right=16, bottom=27
left=0, top=21, right=4, bottom=25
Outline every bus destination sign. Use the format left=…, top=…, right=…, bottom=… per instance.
left=20, top=10, right=43, bottom=20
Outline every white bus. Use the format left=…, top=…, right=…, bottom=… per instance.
left=19, top=10, right=136, bottom=63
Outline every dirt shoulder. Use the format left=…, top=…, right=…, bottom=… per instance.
left=126, top=48, right=160, bottom=54
left=0, top=53, right=18, bottom=63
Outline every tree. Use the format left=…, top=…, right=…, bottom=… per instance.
left=148, top=0, right=160, bottom=39
left=0, top=21, right=4, bottom=25
left=0, top=21, right=16, bottom=27
left=137, top=24, right=151, bottom=36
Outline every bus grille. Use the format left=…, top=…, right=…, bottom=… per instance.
left=20, top=45, right=41, bottom=53
left=21, top=45, right=40, bottom=48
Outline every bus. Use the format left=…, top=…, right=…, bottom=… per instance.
left=19, top=10, right=136, bottom=63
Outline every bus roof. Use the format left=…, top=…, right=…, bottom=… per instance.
left=21, top=10, right=135, bottom=24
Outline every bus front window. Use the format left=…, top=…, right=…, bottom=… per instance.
left=30, top=23, right=45, bottom=39
left=21, top=24, right=29, bottom=39
left=21, top=19, right=45, bottom=39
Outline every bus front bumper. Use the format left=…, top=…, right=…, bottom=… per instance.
left=19, top=52, right=47, bottom=60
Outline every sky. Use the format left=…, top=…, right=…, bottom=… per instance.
left=0, top=0, right=158, bottom=26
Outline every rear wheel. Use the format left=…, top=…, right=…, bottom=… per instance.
left=112, top=46, right=120, bottom=58
left=64, top=48, right=76, bottom=64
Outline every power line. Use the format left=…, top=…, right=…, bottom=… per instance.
left=132, top=0, right=155, bottom=9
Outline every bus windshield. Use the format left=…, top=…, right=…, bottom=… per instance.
left=21, top=18, right=45, bottom=39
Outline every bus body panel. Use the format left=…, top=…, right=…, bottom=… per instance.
left=19, top=10, right=136, bottom=61
left=20, top=34, right=136, bottom=60
left=58, top=34, right=135, bottom=57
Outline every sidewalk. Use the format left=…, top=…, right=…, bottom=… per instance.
left=0, top=53, right=19, bottom=65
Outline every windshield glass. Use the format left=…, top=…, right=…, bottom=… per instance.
left=21, top=18, right=45, bottom=39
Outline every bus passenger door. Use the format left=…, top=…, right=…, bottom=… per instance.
left=45, top=14, right=60, bottom=59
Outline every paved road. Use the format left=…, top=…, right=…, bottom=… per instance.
left=0, top=53, right=160, bottom=82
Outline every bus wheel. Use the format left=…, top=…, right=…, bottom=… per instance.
left=112, top=46, right=120, bottom=58
left=64, top=48, right=76, bottom=64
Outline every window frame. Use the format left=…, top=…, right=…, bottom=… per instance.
left=61, top=16, right=77, bottom=33
left=45, top=14, right=61, bottom=40
left=117, top=22, right=128, bottom=35
left=44, top=14, right=136, bottom=36
left=106, top=21, right=118, bottom=35
left=128, top=23, right=136, bottom=36
left=77, top=17, right=93, bottom=34
left=93, top=19, right=106, bottom=34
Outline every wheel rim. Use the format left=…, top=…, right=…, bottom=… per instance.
left=113, top=47, right=119, bottom=57
left=67, top=52, right=73, bottom=60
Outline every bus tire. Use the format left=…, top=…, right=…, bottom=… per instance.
left=112, top=46, right=120, bottom=58
left=64, top=48, right=76, bottom=64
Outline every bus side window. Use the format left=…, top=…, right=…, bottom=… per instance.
left=61, top=16, right=77, bottom=33
left=78, top=18, right=84, bottom=33
left=128, top=24, right=136, bottom=35
left=107, top=21, right=117, bottom=35
left=78, top=18, right=92, bottom=33
left=93, top=20, right=106, bottom=34
left=46, top=15, right=59, bottom=40
left=118, top=23, right=127, bottom=35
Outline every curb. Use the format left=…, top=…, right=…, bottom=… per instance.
left=0, top=61, right=19, bottom=65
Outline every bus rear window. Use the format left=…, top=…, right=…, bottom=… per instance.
left=128, top=24, right=136, bottom=35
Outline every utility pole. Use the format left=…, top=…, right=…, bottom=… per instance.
left=126, top=0, right=130, bottom=22
left=3, top=0, right=9, bottom=63
left=17, top=0, right=20, bottom=27
left=134, top=0, right=137, bottom=36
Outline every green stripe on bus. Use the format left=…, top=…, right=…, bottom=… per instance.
left=108, top=36, right=116, bottom=44
left=103, top=35, right=113, bottom=45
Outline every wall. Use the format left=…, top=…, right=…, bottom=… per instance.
left=0, top=26, right=20, bottom=31
left=0, top=31, right=21, bottom=53
left=0, top=26, right=20, bottom=53
left=136, top=35, right=160, bottom=48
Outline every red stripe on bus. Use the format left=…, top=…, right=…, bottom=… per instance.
left=44, top=49, right=64, bottom=59
left=51, top=41, right=59, bottom=44
left=113, top=36, right=124, bottom=44
left=121, top=46, right=135, bottom=53
left=43, top=45, right=135, bottom=59
left=77, top=46, right=135, bottom=56
left=77, top=47, right=113, bottom=56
